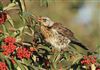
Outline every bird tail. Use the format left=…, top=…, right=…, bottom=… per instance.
left=71, top=38, right=88, bottom=50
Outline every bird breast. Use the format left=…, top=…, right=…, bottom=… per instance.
left=41, top=26, right=71, bottom=50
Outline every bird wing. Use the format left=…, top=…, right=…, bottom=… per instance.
left=52, top=23, right=88, bottom=50
left=52, top=23, right=75, bottom=40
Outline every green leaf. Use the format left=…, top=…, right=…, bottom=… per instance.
left=39, top=45, right=51, bottom=52
left=7, top=14, right=15, bottom=28
left=5, top=57, right=12, bottom=70
left=13, top=64, right=18, bottom=70
left=22, top=59, right=32, bottom=65
left=16, top=0, right=26, bottom=12
left=0, top=2, right=3, bottom=11
left=17, top=63, right=26, bottom=70
left=95, top=45, right=100, bottom=54
left=32, top=55, right=37, bottom=62
left=0, top=39, right=2, bottom=45
left=15, top=60, right=26, bottom=70
left=2, top=24, right=9, bottom=37
left=50, top=52, right=60, bottom=63
left=15, top=58, right=39, bottom=70
left=0, top=53, right=5, bottom=61
left=3, top=2, right=17, bottom=11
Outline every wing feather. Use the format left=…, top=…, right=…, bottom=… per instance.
left=52, top=23, right=75, bottom=40
left=52, top=23, right=88, bottom=50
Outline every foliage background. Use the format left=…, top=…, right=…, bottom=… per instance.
left=1, top=0, right=100, bottom=51
left=0, top=0, right=100, bottom=70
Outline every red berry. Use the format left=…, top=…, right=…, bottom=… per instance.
left=17, top=47, right=31, bottom=59
left=86, top=59, right=90, bottom=64
left=83, top=56, right=88, bottom=59
left=91, top=59, right=96, bottom=64
left=0, top=62, right=7, bottom=70
left=93, top=56, right=96, bottom=59
left=81, top=61, right=84, bottom=64
left=4, top=36, right=16, bottom=44
left=89, top=55, right=93, bottom=59
left=1, top=43, right=16, bottom=56
left=96, top=68, right=100, bottom=70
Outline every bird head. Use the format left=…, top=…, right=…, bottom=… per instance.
left=38, top=17, right=54, bottom=27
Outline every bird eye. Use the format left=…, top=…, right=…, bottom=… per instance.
left=43, top=19, right=47, bottom=22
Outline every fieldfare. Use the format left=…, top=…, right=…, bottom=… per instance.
left=37, top=17, right=88, bottom=51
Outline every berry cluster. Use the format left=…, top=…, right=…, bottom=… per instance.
left=17, top=47, right=31, bottom=59
left=2, top=36, right=16, bottom=55
left=0, top=11, right=7, bottom=24
left=2, top=43, right=16, bottom=55
left=0, top=62, right=7, bottom=70
left=4, top=36, right=16, bottom=44
left=81, top=55, right=96, bottom=65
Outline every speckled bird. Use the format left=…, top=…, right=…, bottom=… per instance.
left=38, top=17, right=88, bottom=51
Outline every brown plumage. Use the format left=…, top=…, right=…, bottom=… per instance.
left=38, top=17, right=88, bottom=50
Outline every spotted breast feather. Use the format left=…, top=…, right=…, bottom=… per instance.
left=40, top=25, right=70, bottom=50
